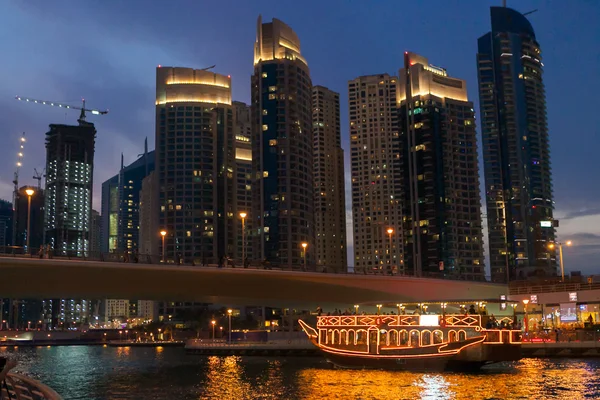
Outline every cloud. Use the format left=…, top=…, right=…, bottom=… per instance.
left=561, top=208, right=600, bottom=220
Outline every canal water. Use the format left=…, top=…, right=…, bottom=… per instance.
left=1, top=346, right=599, bottom=399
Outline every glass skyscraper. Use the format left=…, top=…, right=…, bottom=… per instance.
left=477, top=7, right=555, bottom=282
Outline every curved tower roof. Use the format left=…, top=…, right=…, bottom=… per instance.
left=490, top=6, right=536, bottom=38
left=254, top=16, right=307, bottom=66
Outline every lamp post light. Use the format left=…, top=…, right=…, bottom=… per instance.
left=227, top=309, right=233, bottom=344
left=301, top=242, right=308, bottom=271
left=441, top=303, right=447, bottom=316
left=522, top=299, right=530, bottom=337
left=239, top=212, right=247, bottom=264
left=354, top=304, right=359, bottom=315
left=211, top=320, right=216, bottom=340
left=160, top=230, right=167, bottom=263
left=396, top=304, right=403, bottom=315
left=219, top=326, right=223, bottom=338
left=550, top=241, right=572, bottom=282
left=25, top=188, right=34, bottom=253
left=376, top=304, right=382, bottom=315
left=511, top=303, right=517, bottom=322
left=387, top=228, right=394, bottom=274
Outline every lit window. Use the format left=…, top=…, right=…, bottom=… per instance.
left=176, top=205, right=182, bottom=210
left=262, top=109, right=268, bottom=115
left=268, top=86, right=277, bottom=92
left=268, top=94, right=276, bottom=100
left=262, top=72, right=268, bottom=78
left=269, top=139, right=277, bottom=146
left=262, top=124, right=268, bottom=131
left=186, top=231, right=191, bottom=237
left=263, top=171, right=269, bottom=178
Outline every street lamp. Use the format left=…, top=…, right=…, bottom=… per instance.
left=211, top=320, right=216, bottom=340
left=354, top=304, right=359, bottom=315
left=376, top=304, right=382, bottom=315
left=227, top=309, right=233, bottom=344
left=25, top=188, right=34, bottom=253
left=160, top=230, right=167, bottom=263
left=387, top=228, right=394, bottom=274
left=240, top=212, right=247, bottom=264
left=396, top=303, right=403, bottom=315
left=552, top=241, right=572, bottom=282
left=301, top=242, right=308, bottom=271
left=522, top=299, right=529, bottom=336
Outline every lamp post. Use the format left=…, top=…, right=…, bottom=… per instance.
left=387, top=228, right=394, bottom=274
left=522, top=299, right=529, bottom=337
left=227, top=309, right=232, bottom=344
left=396, top=304, right=403, bottom=315
left=301, top=242, right=308, bottom=271
left=211, top=320, right=216, bottom=340
left=376, top=304, right=382, bottom=315
left=160, top=230, right=167, bottom=263
left=239, top=212, right=247, bottom=264
left=550, top=241, right=572, bottom=282
left=25, top=188, right=34, bottom=253
left=354, top=304, right=359, bottom=315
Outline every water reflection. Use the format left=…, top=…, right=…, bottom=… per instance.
left=0, top=347, right=598, bottom=399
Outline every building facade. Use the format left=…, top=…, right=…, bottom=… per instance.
left=90, top=209, right=101, bottom=254
left=44, top=123, right=95, bottom=256
left=139, top=171, right=158, bottom=257
left=312, top=86, right=347, bottom=272
left=100, top=145, right=155, bottom=253
left=156, top=66, right=235, bottom=264
left=398, top=52, right=485, bottom=280
left=251, top=16, right=315, bottom=269
left=477, top=7, right=555, bottom=282
left=0, top=199, right=12, bottom=248
left=349, top=74, right=402, bottom=274
left=233, top=101, right=253, bottom=263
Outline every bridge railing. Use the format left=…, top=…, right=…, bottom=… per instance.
left=509, top=282, right=600, bottom=295
left=0, top=246, right=489, bottom=281
left=2, top=373, right=62, bottom=400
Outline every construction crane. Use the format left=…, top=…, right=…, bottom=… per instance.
left=15, top=96, right=108, bottom=125
left=33, top=168, right=45, bottom=190
left=201, top=65, right=216, bottom=71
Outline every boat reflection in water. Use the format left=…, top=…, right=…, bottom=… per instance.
left=299, top=301, right=522, bottom=371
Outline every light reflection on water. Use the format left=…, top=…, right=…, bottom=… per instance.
left=0, top=346, right=598, bottom=399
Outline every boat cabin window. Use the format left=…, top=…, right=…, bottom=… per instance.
left=422, top=331, right=431, bottom=346
left=410, top=330, right=420, bottom=347
left=433, top=330, right=443, bottom=344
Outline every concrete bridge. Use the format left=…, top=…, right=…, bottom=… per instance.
left=0, top=257, right=507, bottom=307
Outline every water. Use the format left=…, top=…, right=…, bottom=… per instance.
left=1, top=345, right=599, bottom=399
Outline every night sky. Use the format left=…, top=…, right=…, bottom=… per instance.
left=1, top=1, right=598, bottom=275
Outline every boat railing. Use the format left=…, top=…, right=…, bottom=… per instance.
left=2, top=373, right=62, bottom=400
left=483, top=329, right=522, bottom=344
left=317, top=314, right=492, bottom=328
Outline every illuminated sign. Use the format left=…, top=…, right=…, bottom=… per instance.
left=530, top=295, right=538, bottom=304
left=569, top=292, right=578, bottom=302
left=540, top=221, right=552, bottom=228
left=419, top=315, right=439, bottom=327
left=560, top=303, right=577, bottom=322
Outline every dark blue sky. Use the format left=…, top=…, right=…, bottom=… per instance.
left=1, top=0, right=598, bottom=274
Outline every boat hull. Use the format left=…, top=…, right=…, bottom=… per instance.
left=322, top=350, right=455, bottom=371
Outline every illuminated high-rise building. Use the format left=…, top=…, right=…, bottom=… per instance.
left=398, top=52, right=484, bottom=280
left=477, top=7, right=555, bottom=281
left=313, top=86, right=347, bottom=272
left=251, top=17, right=314, bottom=268
left=233, top=101, right=253, bottom=263
left=155, top=66, right=234, bottom=263
left=348, top=74, right=402, bottom=274
left=44, top=123, right=95, bottom=255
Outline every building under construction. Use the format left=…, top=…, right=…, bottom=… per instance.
left=44, top=123, right=96, bottom=256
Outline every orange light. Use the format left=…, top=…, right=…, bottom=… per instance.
left=387, top=228, right=394, bottom=235
left=239, top=212, right=247, bottom=219
left=25, top=188, right=34, bottom=196
left=160, top=230, right=167, bottom=236
left=566, top=240, right=572, bottom=246
left=301, top=242, right=308, bottom=249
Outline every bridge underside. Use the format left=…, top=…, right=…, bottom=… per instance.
left=0, top=258, right=507, bottom=307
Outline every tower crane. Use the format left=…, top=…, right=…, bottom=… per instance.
left=33, top=168, right=45, bottom=190
left=15, top=96, right=108, bottom=126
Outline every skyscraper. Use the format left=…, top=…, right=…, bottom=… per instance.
left=349, top=74, right=402, bottom=274
left=90, top=209, right=101, bottom=254
left=477, top=7, right=554, bottom=282
left=0, top=200, right=12, bottom=248
left=233, top=101, right=253, bottom=263
left=44, top=123, right=95, bottom=256
left=251, top=17, right=314, bottom=269
left=312, top=86, right=347, bottom=272
left=100, top=144, right=155, bottom=253
left=138, top=171, right=158, bottom=257
left=156, top=66, right=234, bottom=263
left=398, top=52, right=484, bottom=280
